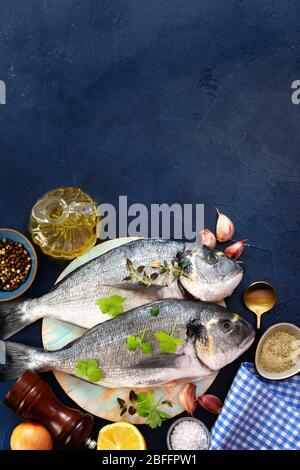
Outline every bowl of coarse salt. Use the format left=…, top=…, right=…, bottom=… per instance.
left=166, top=417, right=211, bottom=450
left=255, top=322, right=300, bottom=380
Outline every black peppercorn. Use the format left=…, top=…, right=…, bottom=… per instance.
left=0, top=238, right=32, bottom=292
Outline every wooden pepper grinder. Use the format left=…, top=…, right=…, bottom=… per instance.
left=4, top=370, right=96, bottom=449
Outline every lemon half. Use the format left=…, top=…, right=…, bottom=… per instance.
left=97, top=422, right=147, bottom=450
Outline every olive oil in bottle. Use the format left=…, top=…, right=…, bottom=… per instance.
left=29, top=187, right=99, bottom=260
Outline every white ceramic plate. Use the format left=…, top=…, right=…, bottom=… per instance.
left=42, top=238, right=219, bottom=423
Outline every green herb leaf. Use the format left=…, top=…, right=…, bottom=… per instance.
left=154, top=331, right=184, bottom=353
left=96, top=294, right=126, bottom=317
left=126, top=328, right=153, bottom=355
left=75, top=359, right=103, bottom=382
left=158, top=411, right=171, bottom=420
left=145, top=408, right=170, bottom=429
left=74, top=361, right=87, bottom=377
left=127, top=335, right=142, bottom=351
left=150, top=305, right=160, bottom=317
left=136, top=391, right=154, bottom=417
left=181, top=259, right=190, bottom=270
left=127, top=390, right=171, bottom=428
left=159, top=260, right=170, bottom=274
left=146, top=409, right=163, bottom=429
left=141, top=341, right=153, bottom=354
left=136, top=391, right=153, bottom=406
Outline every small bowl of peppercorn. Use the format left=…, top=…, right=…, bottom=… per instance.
left=0, top=229, right=38, bottom=302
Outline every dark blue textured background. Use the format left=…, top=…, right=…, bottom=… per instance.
left=0, top=0, right=299, bottom=450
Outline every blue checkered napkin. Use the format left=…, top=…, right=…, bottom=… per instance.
left=210, top=362, right=300, bottom=450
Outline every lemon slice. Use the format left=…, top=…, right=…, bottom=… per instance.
left=97, top=422, right=147, bottom=450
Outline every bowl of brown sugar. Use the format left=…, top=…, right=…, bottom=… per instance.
left=255, top=323, right=300, bottom=380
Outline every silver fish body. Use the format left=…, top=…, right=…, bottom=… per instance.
left=0, top=300, right=255, bottom=388
left=0, top=239, right=243, bottom=339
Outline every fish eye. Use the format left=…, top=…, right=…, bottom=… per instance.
left=222, top=320, right=232, bottom=333
left=205, top=253, right=219, bottom=265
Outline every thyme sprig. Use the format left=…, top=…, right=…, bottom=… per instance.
left=123, top=258, right=159, bottom=287
left=159, top=259, right=192, bottom=282
left=123, top=257, right=192, bottom=288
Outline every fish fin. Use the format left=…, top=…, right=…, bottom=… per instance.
left=0, top=300, right=32, bottom=340
left=132, top=353, right=186, bottom=369
left=103, top=283, right=166, bottom=292
left=0, top=341, right=44, bottom=381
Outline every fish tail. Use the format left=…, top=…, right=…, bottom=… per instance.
left=0, top=300, right=34, bottom=339
left=0, top=340, right=48, bottom=381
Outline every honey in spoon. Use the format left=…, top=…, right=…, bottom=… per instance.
left=243, top=281, right=277, bottom=329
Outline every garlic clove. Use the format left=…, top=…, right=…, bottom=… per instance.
left=199, top=229, right=216, bottom=249
left=178, top=383, right=197, bottom=415
left=224, top=240, right=246, bottom=260
left=198, top=394, right=222, bottom=414
left=216, top=209, right=235, bottom=242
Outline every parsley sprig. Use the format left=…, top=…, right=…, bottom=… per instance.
left=126, top=317, right=183, bottom=354
left=154, top=316, right=183, bottom=353
left=117, top=390, right=172, bottom=429
left=96, top=294, right=126, bottom=317
left=154, top=331, right=184, bottom=353
left=75, top=359, right=103, bottom=382
left=127, top=327, right=153, bottom=354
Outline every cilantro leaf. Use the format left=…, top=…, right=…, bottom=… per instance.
left=126, top=330, right=153, bottom=354
left=158, top=411, right=171, bottom=420
left=154, top=331, right=184, bottom=353
left=127, top=335, right=142, bottom=351
left=130, top=391, right=171, bottom=428
left=141, top=341, right=152, bottom=354
left=146, top=409, right=162, bottom=429
left=136, top=391, right=154, bottom=406
left=75, top=359, right=103, bottom=382
left=96, top=294, right=126, bottom=317
left=136, top=391, right=154, bottom=417
left=74, top=360, right=87, bottom=377
left=150, top=305, right=160, bottom=317
left=146, top=408, right=170, bottom=429
left=137, top=406, right=151, bottom=418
